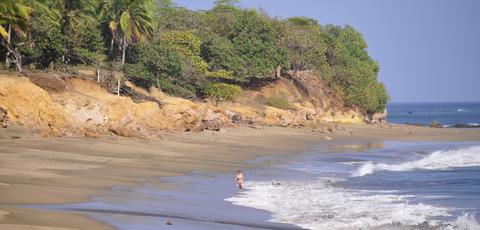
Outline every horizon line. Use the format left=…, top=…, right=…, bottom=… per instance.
left=389, top=101, right=480, bottom=104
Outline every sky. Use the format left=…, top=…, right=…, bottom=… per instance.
left=173, top=0, right=480, bottom=102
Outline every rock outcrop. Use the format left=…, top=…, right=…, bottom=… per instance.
left=221, top=70, right=365, bottom=127
left=0, top=75, right=76, bottom=136
left=0, top=70, right=369, bottom=138
left=365, top=109, right=388, bottom=124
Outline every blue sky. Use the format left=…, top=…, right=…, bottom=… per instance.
left=173, top=0, right=480, bottom=102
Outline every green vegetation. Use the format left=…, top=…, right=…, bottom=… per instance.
left=256, top=95, right=296, bottom=111
left=0, top=0, right=389, bottom=113
left=204, top=82, right=242, bottom=106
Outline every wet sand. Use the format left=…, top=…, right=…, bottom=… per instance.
left=0, top=124, right=479, bottom=229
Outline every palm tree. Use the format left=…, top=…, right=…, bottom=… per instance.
left=98, top=0, right=117, bottom=57
left=102, top=0, right=156, bottom=65
left=0, top=1, right=31, bottom=71
left=59, top=0, right=99, bottom=63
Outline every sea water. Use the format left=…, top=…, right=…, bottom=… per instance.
left=226, top=141, right=480, bottom=230
left=387, top=102, right=480, bottom=127
left=33, top=141, right=480, bottom=230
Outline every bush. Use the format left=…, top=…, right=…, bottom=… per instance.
left=256, top=95, right=296, bottom=110
left=323, top=25, right=390, bottom=113
left=231, top=10, right=288, bottom=78
left=66, top=19, right=106, bottom=65
left=200, top=34, right=246, bottom=80
left=125, top=33, right=208, bottom=98
left=204, top=82, right=242, bottom=106
left=157, top=77, right=197, bottom=98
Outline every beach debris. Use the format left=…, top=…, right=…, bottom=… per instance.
left=324, top=135, right=333, bottom=141
left=166, top=220, right=173, bottom=225
left=326, top=127, right=334, bottom=133
left=346, top=129, right=354, bottom=135
left=247, top=125, right=262, bottom=129
left=430, top=120, right=443, bottom=128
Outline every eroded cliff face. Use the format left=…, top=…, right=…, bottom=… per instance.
left=222, top=71, right=365, bottom=127
left=0, top=75, right=75, bottom=136
left=0, top=70, right=367, bottom=138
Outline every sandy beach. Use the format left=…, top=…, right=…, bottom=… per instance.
left=0, top=124, right=479, bottom=230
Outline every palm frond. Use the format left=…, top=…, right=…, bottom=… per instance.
left=0, top=25, right=8, bottom=39
left=120, top=10, right=132, bottom=41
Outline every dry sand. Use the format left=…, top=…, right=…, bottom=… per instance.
left=0, top=124, right=479, bottom=230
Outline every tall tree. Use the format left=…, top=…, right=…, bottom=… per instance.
left=56, top=0, right=98, bottom=64
left=98, top=0, right=116, bottom=56
left=104, top=0, right=157, bottom=65
left=279, top=17, right=328, bottom=76
left=231, top=10, right=287, bottom=78
left=0, top=0, right=32, bottom=71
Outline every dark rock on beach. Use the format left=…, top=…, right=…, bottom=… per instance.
left=430, top=121, right=443, bottom=128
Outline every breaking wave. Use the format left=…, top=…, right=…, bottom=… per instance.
left=353, top=146, right=480, bottom=177
left=226, top=179, right=480, bottom=229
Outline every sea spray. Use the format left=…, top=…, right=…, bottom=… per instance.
left=226, top=179, right=454, bottom=230
left=353, top=146, right=480, bottom=177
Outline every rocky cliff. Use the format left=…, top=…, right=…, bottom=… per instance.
left=0, top=70, right=369, bottom=138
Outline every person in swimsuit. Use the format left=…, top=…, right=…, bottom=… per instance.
left=236, top=170, right=244, bottom=191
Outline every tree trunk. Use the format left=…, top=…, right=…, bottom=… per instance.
left=117, top=78, right=120, bottom=95
left=4, top=26, right=22, bottom=72
left=62, top=43, right=66, bottom=63
left=121, top=37, right=127, bottom=65
left=14, top=52, right=22, bottom=72
left=276, top=65, right=281, bottom=79
left=5, top=24, right=11, bottom=67
left=6, top=45, right=23, bottom=72
left=121, top=46, right=126, bottom=65
left=110, top=37, right=114, bottom=57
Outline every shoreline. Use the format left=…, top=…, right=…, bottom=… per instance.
left=0, top=124, right=480, bottom=229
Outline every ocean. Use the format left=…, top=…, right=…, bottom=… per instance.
left=227, top=141, right=480, bottom=229
left=39, top=141, right=480, bottom=230
left=387, top=102, right=480, bottom=127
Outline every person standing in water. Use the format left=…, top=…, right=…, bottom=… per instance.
left=236, top=170, right=245, bottom=191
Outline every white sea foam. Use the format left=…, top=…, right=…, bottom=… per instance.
left=444, top=213, right=480, bottom=230
left=225, top=178, right=478, bottom=230
left=353, top=146, right=480, bottom=177
left=340, top=161, right=363, bottom=166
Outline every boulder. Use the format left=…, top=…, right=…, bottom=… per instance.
left=201, top=109, right=232, bottom=131
left=225, top=110, right=241, bottom=123
left=365, top=109, right=388, bottom=124
left=430, top=121, right=443, bottom=128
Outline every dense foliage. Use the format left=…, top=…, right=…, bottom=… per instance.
left=204, top=82, right=242, bottom=106
left=0, top=0, right=389, bottom=113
